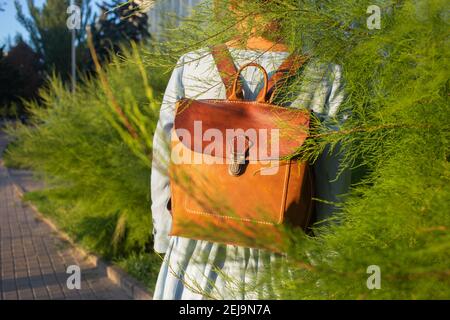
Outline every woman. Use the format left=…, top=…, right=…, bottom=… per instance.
left=150, top=2, right=350, bottom=300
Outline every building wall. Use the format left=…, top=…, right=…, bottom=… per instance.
left=147, top=0, right=202, bottom=39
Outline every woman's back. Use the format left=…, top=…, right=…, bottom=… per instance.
left=151, top=46, right=350, bottom=300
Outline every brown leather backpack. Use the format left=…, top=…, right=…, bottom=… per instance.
left=168, top=45, right=313, bottom=252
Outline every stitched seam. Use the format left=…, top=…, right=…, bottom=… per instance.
left=277, top=161, right=290, bottom=224
left=184, top=198, right=275, bottom=226
left=183, top=164, right=288, bottom=225
left=304, top=165, right=314, bottom=227
left=182, top=98, right=309, bottom=111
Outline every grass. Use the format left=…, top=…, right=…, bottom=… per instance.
left=23, top=189, right=163, bottom=291
left=2, top=44, right=170, bottom=293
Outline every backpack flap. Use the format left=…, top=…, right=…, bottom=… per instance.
left=173, top=97, right=310, bottom=162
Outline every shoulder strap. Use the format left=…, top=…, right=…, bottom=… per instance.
left=211, top=44, right=243, bottom=99
left=256, top=53, right=308, bottom=103
left=211, top=44, right=307, bottom=103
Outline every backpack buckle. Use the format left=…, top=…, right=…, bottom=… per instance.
left=227, top=135, right=252, bottom=177
left=228, top=152, right=246, bottom=176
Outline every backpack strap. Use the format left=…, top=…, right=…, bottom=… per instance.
left=211, top=44, right=307, bottom=103
left=211, top=44, right=244, bottom=99
left=256, top=53, right=308, bottom=103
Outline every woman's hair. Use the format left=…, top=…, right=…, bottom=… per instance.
left=214, top=0, right=273, bottom=17
left=213, top=0, right=281, bottom=38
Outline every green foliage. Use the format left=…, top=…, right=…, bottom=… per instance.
left=5, top=0, right=449, bottom=299
left=22, top=189, right=162, bottom=290
left=91, top=1, right=151, bottom=63
left=142, top=0, right=449, bottom=299
left=14, top=0, right=90, bottom=79
left=14, top=0, right=150, bottom=78
left=0, top=48, right=23, bottom=116
left=0, top=40, right=43, bottom=117
left=115, top=251, right=163, bottom=289
left=261, top=0, right=449, bottom=299
left=5, top=45, right=168, bottom=262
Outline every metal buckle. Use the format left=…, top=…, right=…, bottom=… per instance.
left=228, top=152, right=246, bottom=176
left=227, top=135, right=252, bottom=177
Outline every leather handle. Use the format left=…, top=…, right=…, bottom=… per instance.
left=229, top=62, right=269, bottom=103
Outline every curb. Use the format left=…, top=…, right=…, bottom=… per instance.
left=2, top=160, right=153, bottom=300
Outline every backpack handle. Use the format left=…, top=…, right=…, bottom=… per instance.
left=229, top=63, right=269, bottom=103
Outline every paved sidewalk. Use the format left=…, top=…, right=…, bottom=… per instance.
left=0, top=133, right=131, bottom=300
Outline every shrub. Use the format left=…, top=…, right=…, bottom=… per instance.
left=140, top=0, right=450, bottom=299
left=5, top=44, right=168, bottom=262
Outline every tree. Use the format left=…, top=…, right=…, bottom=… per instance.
left=90, top=0, right=150, bottom=63
left=5, top=39, right=43, bottom=100
left=15, top=0, right=93, bottom=79
left=0, top=47, right=23, bottom=116
left=0, top=39, right=43, bottom=117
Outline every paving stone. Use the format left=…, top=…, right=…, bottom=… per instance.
left=0, top=134, right=131, bottom=300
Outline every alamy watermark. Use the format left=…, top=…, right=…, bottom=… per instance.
left=171, top=121, right=282, bottom=176
left=66, top=265, right=81, bottom=290
left=66, top=4, right=81, bottom=30
left=366, top=265, right=381, bottom=290
left=367, top=5, right=381, bottom=30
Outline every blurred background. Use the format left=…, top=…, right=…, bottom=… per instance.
left=0, top=0, right=200, bottom=119
left=0, top=0, right=205, bottom=292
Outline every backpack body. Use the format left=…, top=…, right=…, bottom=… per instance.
left=168, top=45, right=313, bottom=252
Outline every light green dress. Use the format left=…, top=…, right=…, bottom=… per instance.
left=150, top=48, right=350, bottom=299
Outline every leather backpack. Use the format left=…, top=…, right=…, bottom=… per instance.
left=168, top=44, right=313, bottom=252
